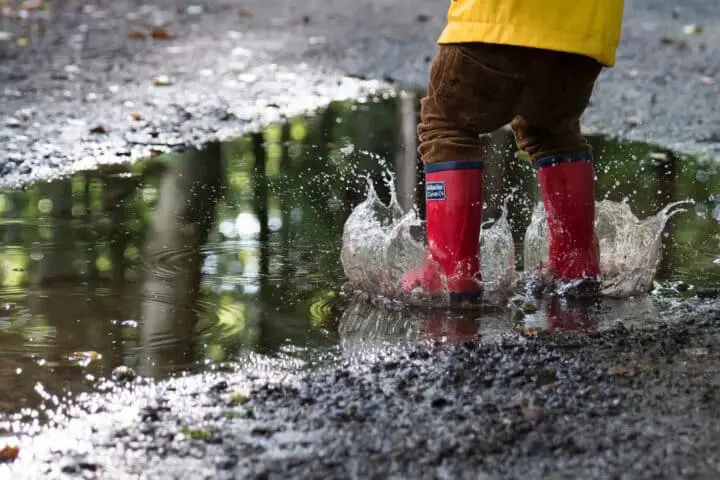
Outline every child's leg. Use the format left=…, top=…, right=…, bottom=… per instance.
left=401, top=44, right=519, bottom=298
left=511, top=51, right=604, bottom=283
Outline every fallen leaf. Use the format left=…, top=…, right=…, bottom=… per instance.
left=151, top=28, right=172, bottom=40
left=608, top=366, right=634, bottom=377
left=238, top=9, right=252, bottom=18
left=127, top=31, right=146, bottom=40
left=228, top=393, right=248, bottom=406
left=89, top=125, right=107, bottom=134
left=130, top=112, right=143, bottom=121
left=15, top=37, right=27, bottom=47
left=0, top=445, right=19, bottom=462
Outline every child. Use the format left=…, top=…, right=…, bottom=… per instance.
left=401, top=0, right=624, bottom=301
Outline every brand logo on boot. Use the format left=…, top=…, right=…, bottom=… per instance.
left=426, top=182, right=445, bottom=201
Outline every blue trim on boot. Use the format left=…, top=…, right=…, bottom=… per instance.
left=425, top=160, right=484, bottom=173
left=533, top=151, right=593, bottom=170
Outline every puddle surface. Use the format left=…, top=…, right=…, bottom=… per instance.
left=0, top=94, right=719, bottom=418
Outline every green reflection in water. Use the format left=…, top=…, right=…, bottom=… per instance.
left=0, top=95, right=717, bottom=417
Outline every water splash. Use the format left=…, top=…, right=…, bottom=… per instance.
left=342, top=175, right=693, bottom=303
left=340, top=181, right=516, bottom=306
left=523, top=200, right=693, bottom=297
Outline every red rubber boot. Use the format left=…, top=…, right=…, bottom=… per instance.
left=534, top=151, right=600, bottom=286
left=400, top=161, right=484, bottom=301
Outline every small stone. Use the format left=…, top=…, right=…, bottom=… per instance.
left=430, top=396, right=450, bottom=408
left=522, top=404, right=543, bottom=423
left=624, top=115, right=642, bottom=127
left=209, top=380, right=229, bottom=393
left=5, top=117, right=21, bottom=128
left=649, top=152, right=668, bottom=161
left=682, top=24, right=703, bottom=35
left=536, top=368, right=557, bottom=387
left=152, top=75, right=172, bottom=86
left=111, top=365, right=136, bottom=382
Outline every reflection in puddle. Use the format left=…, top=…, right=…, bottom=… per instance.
left=338, top=294, right=665, bottom=349
left=0, top=94, right=718, bottom=418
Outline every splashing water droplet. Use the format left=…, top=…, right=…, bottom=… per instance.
left=523, top=199, right=694, bottom=297
left=340, top=177, right=516, bottom=304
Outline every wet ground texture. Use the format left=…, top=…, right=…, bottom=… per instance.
left=0, top=0, right=718, bottom=190
left=0, top=0, right=719, bottom=477
left=1, top=97, right=720, bottom=478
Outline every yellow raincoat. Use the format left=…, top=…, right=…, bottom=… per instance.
left=439, top=0, right=624, bottom=66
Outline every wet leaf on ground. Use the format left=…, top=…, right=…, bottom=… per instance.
left=608, top=366, right=635, bottom=377
left=228, top=393, right=248, bottom=406
left=127, top=31, right=146, bottom=40
left=238, top=9, right=252, bottom=18
left=181, top=427, right=211, bottom=441
left=151, top=28, right=172, bottom=40
left=659, top=36, right=690, bottom=50
left=0, top=444, right=19, bottom=462
left=89, top=125, right=107, bottom=134
left=130, top=112, right=143, bottom=121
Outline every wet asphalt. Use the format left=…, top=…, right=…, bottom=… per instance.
left=8, top=299, right=720, bottom=479
left=2, top=0, right=720, bottom=478
left=0, top=0, right=718, bottom=189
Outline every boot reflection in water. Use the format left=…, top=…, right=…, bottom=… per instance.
left=400, top=0, right=623, bottom=302
left=545, top=296, right=598, bottom=332
left=422, top=311, right=480, bottom=344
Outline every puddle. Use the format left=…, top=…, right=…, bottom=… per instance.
left=0, top=93, right=719, bottom=419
